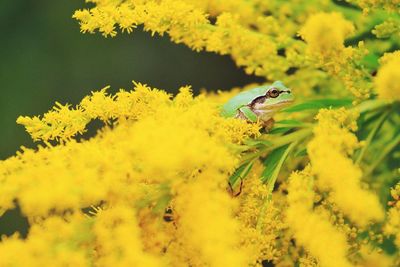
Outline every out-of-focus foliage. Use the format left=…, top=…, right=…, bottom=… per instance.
left=0, top=0, right=399, bottom=266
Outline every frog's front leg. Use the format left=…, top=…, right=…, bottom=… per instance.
left=262, top=118, right=275, bottom=132
left=237, top=106, right=258, bottom=122
left=236, top=106, right=275, bottom=131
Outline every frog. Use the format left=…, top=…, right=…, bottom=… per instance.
left=221, top=81, right=294, bottom=130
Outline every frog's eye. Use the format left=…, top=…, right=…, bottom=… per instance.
left=268, top=88, right=280, bottom=98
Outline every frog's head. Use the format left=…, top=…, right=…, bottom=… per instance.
left=251, top=81, right=294, bottom=112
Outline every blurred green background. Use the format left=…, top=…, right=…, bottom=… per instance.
left=0, top=0, right=263, bottom=160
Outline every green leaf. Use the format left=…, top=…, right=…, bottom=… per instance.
left=364, top=132, right=400, bottom=176
left=229, top=160, right=254, bottom=187
left=362, top=53, right=379, bottom=70
left=244, top=139, right=273, bottom=147
left=355, top=110, right=389, bottom=164
left=261, top=145, right=288, bottom=184
left=282, top=98, right=353, bottom=113
left=268, top=127, right=292, bottom=135
left=153, top=193, right=172, bottom=213
left=358, top=110, right=383, bottom=130
left=275, top=119, right=304, bottom=127
left=261, top=142, right=298, bottom=193
left=295, top=147, right=308, bottom=157
left=358, top=99, right=388, bottom=114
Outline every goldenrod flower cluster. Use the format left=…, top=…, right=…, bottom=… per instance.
left=373, top=18, right=400, bottom=38
left=347, top=0, right=400, bottom=13
left=1, top=0, right=399, bottom=266
left=287, top=168, right=352, bottom=267
left=375, top=52, right=400, bottom=101
left=385, top=183, right=400, bottom=247
left=72, top=0, right=400, bottom=101
left=299, top=13, right=355, bottom=55
left=1, top=85, right=260, bottom=266
left=308, top=108, right=384, bottom=226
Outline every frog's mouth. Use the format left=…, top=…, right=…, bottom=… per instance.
left=259, top=98, right=294, bottom=110
left=273, top=99, right=294, bottom=107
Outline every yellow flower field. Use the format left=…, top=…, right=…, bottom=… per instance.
left=0, top=0, right=399, bottom=266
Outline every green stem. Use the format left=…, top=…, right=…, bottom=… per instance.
left=355, top=110, right=390, bottom=165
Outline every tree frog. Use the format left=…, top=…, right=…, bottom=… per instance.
left=221, top=81, right=294, bottom=129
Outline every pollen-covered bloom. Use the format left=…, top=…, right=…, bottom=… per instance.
left=298, top=12, right=373, bottom=99
left=384, top=183, right=400, bottom=248
left=91, top=205, right=162, bottom=266
left=299, top=12, right=354, bottom=56
left=73, top=0, right=290, bottom=80
left=173, top=177, right=249, bottom=267
left=307, top=108, right=384, bottom=226
left=1, top=0, right=399, bottom=265
left=286, top=167, right=352, bottom=267
left=375, top=51, right=400, bottom=101
left=235, top=164, right=287, bottom=265
left=348, top=0, right=400, bottom=13
left=0, top=214, right=91, bottom=266
left=372, top=18, right=400, bottom=38
left=0, top=83, right=260, bottom=266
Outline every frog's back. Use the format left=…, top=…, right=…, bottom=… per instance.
left=221, top=87, right=268, bottom=117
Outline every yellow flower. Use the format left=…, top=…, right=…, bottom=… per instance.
left=307, top=108, right=384, bottom=226
left=372, top=18, right=400, bottom=38
left=72, top=0, right=290, bottom=80
left=298, top=12, right=373, bottom=99
left=4, top=84, right=259, bottom=218
left=236, top=164, right=287, bottom=265
left=357, top=245, right=394, bottom=267
left=0, top=214, right=91, bottom=266
left=1, top=0, right=399, bottom=265
left=299, top=12, right=354, bottom=55
left=384, top=183, right=400, bottom=248
left=348, top=0, right=400, bottom=13
left=173, top=176, right=249, bottom=267
left=92, top=205, right=162, bottom=266
left=375, top=52, right=400, bottom=101
left=286, top=168, right=352, bottom=267
left=0, top=83, right=260, bottom=266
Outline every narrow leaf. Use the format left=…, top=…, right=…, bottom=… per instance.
left=261, top=145, right=288, bottom=184
left=358, top=99, right=388, bottom=114
left=282, top=98, right=352, bottom=113
left=295, top=147, right=308, bottom=157
left=268, top=127, right=293, bottom=135
left=244, top=139, right=273, bottom=147
left=275, top=119, right=304, bottom=127
left=364, top=133, right=400, bottom=176
left=229, top=160, right=254, bottom=187
left=260, top=142, right=297, bottom=194
left=355, top=110, right=389, bottom=164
